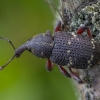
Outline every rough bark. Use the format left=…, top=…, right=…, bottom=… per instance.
left=60, top=0, right=100, bottom=100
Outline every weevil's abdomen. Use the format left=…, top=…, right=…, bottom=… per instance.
left=27, top=32, right=54, bottom=58
left=50, top=31, right=100, bottom=69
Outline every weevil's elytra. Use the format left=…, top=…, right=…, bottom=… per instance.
left=50, top=31, right=100, bottom=69
left=1, top=21, right=100, bottom=83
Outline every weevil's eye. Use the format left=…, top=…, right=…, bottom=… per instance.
left=15, top=53, right=20, bottom=58
left=15, top=50, right=21, bottom=58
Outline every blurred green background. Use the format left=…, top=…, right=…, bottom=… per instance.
left=0, top=0, right=77, bottom=100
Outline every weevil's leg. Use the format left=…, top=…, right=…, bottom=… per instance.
left=58, top=66, right=71, bottom=78
left=87, top=28, right=93, bottom=38
left=0, top=36, right=15, bottom=50
left=54, top=21, right=62, bottom=32
left=46, top=58, right=54, bottom=71
left=69, top=68, right=83, bottom=83
left=77, top=24, right=92, bottom=38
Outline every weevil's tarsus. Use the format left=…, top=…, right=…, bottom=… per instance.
left=0, top=36, right=15, bottom=50
left=77, top=24, right=93, bottom=38
left=0, top=55, right=15, bottom=70
left=58, top=66, right=83, bottom=83
left=69, top=68, right=83, bottom=83
left=58, top=66, right=71, bottom=78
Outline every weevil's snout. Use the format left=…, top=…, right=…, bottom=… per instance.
left=14, top=43, right=28, bottom=58
left=27, top=32, right=54, bottom=58
left=15, top=50, right=22, bottom=58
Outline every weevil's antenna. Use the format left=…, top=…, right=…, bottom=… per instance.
left=0, top=36, right=16, bottom=70
left=0, top=36, right=15, bottom=50
left=0, top=55, right=15, bottom=70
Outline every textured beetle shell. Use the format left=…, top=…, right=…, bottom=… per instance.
left=50, top=31, right=100, bottom=69
left=27, top=33, right=54, bottom=58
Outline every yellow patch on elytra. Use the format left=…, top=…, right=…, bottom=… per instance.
left=90, top=55, right=94, bottom=60
left=91, top=41, right=94, bottom=44
left=69, top=61, right=73, bottom=65
left=69, top=56, right=72, bottom=60
left=91, top=38, right=94, bottom=41
left=72, top=34, right=76, bottom=37
left=68, top=41, right=71, bottom=45
left=67, top=50, right=70, bottom=54
left=92, top=46, right=95, bottom=49
left=91, top=40, right=95, bottom=49
left=87, top=60, right=90, bottom=64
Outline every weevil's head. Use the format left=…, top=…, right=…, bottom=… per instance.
left=27, top=31, right=54, bottom=58
left=0, top=31, right=54, bottom=70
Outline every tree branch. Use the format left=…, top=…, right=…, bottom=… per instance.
left=60, top=0, right=100, bottom=100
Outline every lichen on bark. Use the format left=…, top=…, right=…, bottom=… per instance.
left=60, top=0, right=100, bottom=100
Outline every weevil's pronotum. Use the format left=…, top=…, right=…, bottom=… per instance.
left=0, top=21, right=100, bottom=83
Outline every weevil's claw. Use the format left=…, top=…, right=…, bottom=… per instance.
left=69, top=68, right=83, bottom=83
left=71, top=74, right=83, bottom=83
left=58, top=66, right=71, bottom=78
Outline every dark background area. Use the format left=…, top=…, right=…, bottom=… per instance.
left=0, top=0, right=77, bottom=100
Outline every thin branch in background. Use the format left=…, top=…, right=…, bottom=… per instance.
left=51, top=0, right=63, bottom=22
left=44, top=0, right=63, bottom=22
left=61, top=0, right=100, bottom=100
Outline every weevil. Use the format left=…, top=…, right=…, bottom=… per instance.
left=0, top=21, right=100, bottom=83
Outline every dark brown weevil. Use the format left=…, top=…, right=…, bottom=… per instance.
left=0, top=21, right=99, bottom=83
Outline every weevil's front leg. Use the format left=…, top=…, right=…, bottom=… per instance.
left=58, top=66, right=71, bottom=78
left=69, top=68, right=83, bottom=83
left=54, top=21, right=62, bottom=32
left=46, top=58, right=54, bottom=71
left=77, top=24, right=92, bottom=38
